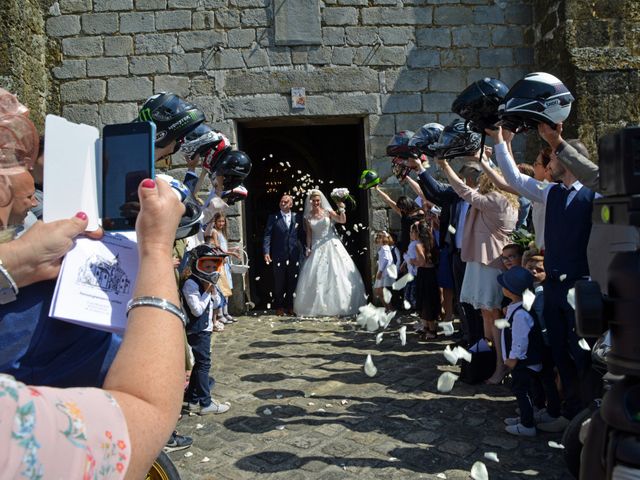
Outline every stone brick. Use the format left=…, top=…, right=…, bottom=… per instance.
left=62, top=103, right=99, bottom=125
left=243, top=47, right=270, bottom=68
left=492, top=26, right=524, bottom=46
left=170, top=53, right=202, bottom=72
left=473, top=6, right=505, bottom=24
left=256, top=27, right=274, bottom=47
left=465, top=67, right=499, bottom=85
left=120, top=12, right=155, bottom=33
left=217, top=9, right=241, bottom=28
left=104, top=36, right=133, bottom=56
left=59, top=0, right=91, bottom=13
left=385, top=69, right=429, bottom=92
left=155, top=10, right=191, bottom=30
left=323, top=27, right=345, bottom=46
left=192, top=11, right=216, bottom=30
left=505, top=3, right=532, bottom=25
left=216, top=50, right=245, bottom=69
left=46, top=15, right=81, bottom=37
left=129, top=55, right=169, bottom=74
left=407, top=49, right=440, bottom=68
left=362, top=7, right=432, bottom=25
left=135, top=33, right=177, bottom=54
left=225, top=29, right=254, bottom=48
left=378, top=27, right=414, bottom=45
left=82, top=13, right=118, bottom=34
left=167, top=0, right=199, bottom=6
left=498, top=67, right=528, bottom=86
left=355, top=46, right=407, bottom=66
left=381, top=94, right=421, bottom=113
left=308, top=47, right=332, bottom=65
left=371, top=208, right=389, bottom=231
left=241, top=8, right=270, bottom=27
left=368, top=114, right=396, bottom=136
left=154, top=75, right=190, bottom=96
left=441, top=47, right=478, bottom=67
left=60, top=79, right=106, bottom=102
left=437, top=111, right=458, bottom=125
left=62, top=36, right=104, bottom=57
left=230, top=0, right=267, bottom=6
left=135, top=0, right=166, bottom=9
left=94, top=0, right=133, bottom=11
left=422, top=92, right=456, bottom=113
left=478, top=47, right=513, bottom=67
left=331, top=47, right=355, bottom=65
left=323, top=7, right=358, bottom=26
left=291, top=49, right=308, bottom=64
left=452, top=26, right=490, bottom=47
left=178, top=31, right=226, bottom=51
left=87, top=57, right=128, bottom=76
left=513, top=47, right=533, bottom=66
left=430, top=69, right=468, bottom=91
left=188, top=95, right=223, bottom=121
left=99, top=102, right=139, bottom=124
left=433, top=5, right=474, bottom=25
left=338, top=0, right=367, bottom=4
left=190, top=76, right=216, bottom=95
left=345, top=27, right=378, bottom=46
left=107, top=77, right=153, bottom=101
left=396, top=113, right=435, bottom=131
left=267, top=47, right=292, bottom=65
left=52, top=59, right=87, bottom=79
left=416, top=27, right=451, bottom=47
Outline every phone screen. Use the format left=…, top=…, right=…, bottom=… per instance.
left=102, top=123, right=154, bottom=230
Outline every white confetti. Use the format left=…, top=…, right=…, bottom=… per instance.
left=494, top=318, right=510, bottom=330
left=439, top=321, right=454, bottom=336
left=399, top=326, right=407, bottom=346
left=184, top=451, right=193, bottom=458
left=387, top=264, right=398, bottom=279
left=523, top=288, right=535, bottom=311
left=364, top=354, right=377, bottom=377
left=447, top=224, right=456, bottom=235
left=484, top=451, right=499, bottom=463
left=437, top=372, right=458, bottom=393
left=436, top=474, right=447, bottom=479
left=255, top=276, right=261, bottom=281
left=340, top=399, right=348, bottom=405
left=559, top=274, right=567, bottom=281
left=454, top=346, right=472, bottom=363
left=403, top=300, right=412, bottom=310
left=536, top=181, right=546, bottom=190
left=308, top=402, right=315, bottom=406
left=346, top=230, right=351, bottom=236
left=317, top=408, right=325, bottom=412
left=376, top=332, right=384, bottom=345
left=353, top=224, right=359, bottom=232
left=578, top=338, right=590, bottom=351
left=263, top=408, right=272, bottom=416
left=567, top=287, right=576, bottom=310
left=276, top=394, right=283, bottom=399
left=200, top=457, right=210, bottom=463
left=279, top=162, right=284, bottom=166
left=548, top=441, right=565, bottom=449
left=443, top=345, right=459, bottom=365
left=267, top=303, right=271, bottom=309
left=382, top=288, right=392, bottom=304
left=392, top=273, right=414, bottom=290
left=470, top=461, right=488, bottom=480
left=195, top=423, right=204, bottom=429
left=325, top=403, right=332, bottom=407
left=275, top=425, right=286, bottom=430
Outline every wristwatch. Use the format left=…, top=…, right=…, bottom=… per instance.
left=0, top=258, right=18, bottom=305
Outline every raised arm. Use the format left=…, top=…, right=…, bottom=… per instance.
left=373, top=187, right=402, bottom=216
left=477, top=157, right=520, bottom=196
left=436, top=158, right=499, bottom=212
left=404, top=157, right=459, bottom=205
left=402, top=175, right=431, bottom=209
left=328, top=202, right=347, bottom=224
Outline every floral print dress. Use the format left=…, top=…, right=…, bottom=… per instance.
left=0, top=374, right=130, bottom=479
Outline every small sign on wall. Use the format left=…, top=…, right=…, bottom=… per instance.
left=291, top=87, right=306, bottom=110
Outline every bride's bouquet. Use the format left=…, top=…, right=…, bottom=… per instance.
left=330, top=187, right=356, bottom=210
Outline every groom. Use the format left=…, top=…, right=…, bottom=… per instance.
left=263, top=194, right=306, bottom=316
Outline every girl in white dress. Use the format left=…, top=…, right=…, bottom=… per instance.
left=293, top=190, right=366, bottom=317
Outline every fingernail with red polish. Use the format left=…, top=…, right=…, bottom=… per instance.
left=141, top=179, right=155, bottom=189
left=75, top=212, right=88, bottom=220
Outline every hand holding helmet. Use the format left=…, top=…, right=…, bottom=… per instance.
left=429, top=119, right=481, bottom=160
left=452, top=78, right=510, bottom=133
left=358, top=169, right=380, bottom=190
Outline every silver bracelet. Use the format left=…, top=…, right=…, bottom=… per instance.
left=126, top=296, right=187, bottom=327
left=0, top=259, right=18, bottom=305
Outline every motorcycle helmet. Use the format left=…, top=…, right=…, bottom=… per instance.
left=180, top=124, right=228, bottom=161
left=409, top=123, right=444, bottom=156
left=358, top=169, right=380, bottom=190
left=452, top=78, right=509, bottom=132
left=386, top=130, right=414, bottom=158
left=220, top=184, right=248, bottom=205
left=428, top=119, right=482, bottom=160
left=137, top=92, right=205, bottom=150
left=215, top=150, right=252, bottom=190
left=155, top=174, right=204, bottom=240
left=498, top=72, right=575, bottom=131
left=189, top=244, right=225, bottom=284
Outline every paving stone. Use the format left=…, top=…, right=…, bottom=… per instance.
left=437, top=440, right=476, bottom=457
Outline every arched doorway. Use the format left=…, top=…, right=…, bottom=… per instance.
left=238, top=118, right=370, bottom=309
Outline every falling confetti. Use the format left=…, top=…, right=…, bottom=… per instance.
left=387, top=264, right=398, bottom=279
left=267, top=303, right=271, bottom=309
left=548, top=441, right=565, bottom=449
left=523, top=289, right=535, bottom=311
left=439, top=321, right=454, bottom=336
left=494, top=318, right=510, bottom=330
left=578, top=338, right=590, bottom=351
left=392, top=273, right=414, bottom=290
left=184, top=452, right=193, bottom=458
left=383, top=288, right=392, bottom=304
left=567, top=287, right=576, bottom=310
left=559, top=274, right=567, bottom=281
left=454, top=346, right=472, bottom=363
left=340, top=399, right=348, bottom=405
left=447, top=225, right=457, bottom=235
left=484, top=451, right=499, bottom=463
left=403, top=300, right=412, bottom=310
left=376, top=332, right=384, bottom=345
left=364, top=354, right=377, bottom=377
left=470, top=461, right=488, bottom=480
left=399, top=326, right=407, bottom=346
left=437, top=372, right=458, bottom=393
left=255, top=276, right=261, bottom=281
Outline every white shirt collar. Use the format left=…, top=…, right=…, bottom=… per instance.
left=280, top=210, right=291, bottom=216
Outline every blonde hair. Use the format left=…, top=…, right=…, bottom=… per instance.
left=375, top=231, right=394, bottom=246
left=478, top=171, right=520, bottom=211
left=522, top=245, right=544, bottom=267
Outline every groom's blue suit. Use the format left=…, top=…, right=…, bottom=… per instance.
left=263, top=211, right=305, bottom=311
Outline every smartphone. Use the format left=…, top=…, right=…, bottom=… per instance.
left=101, top=121, right=155, bottom=230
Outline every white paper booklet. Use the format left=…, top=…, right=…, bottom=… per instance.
left=49, top=232, right=138, bottom=334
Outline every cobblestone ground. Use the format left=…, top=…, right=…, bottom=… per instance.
left=169, top=313, right=572, bottom=479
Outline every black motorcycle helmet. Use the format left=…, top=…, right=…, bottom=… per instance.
left=386, top=130, right=415, bottom=158
left=358, top=169, right=380, bottom=190
left=180, top=123, right=227, bottom=160
left=155, top=174, right=204, bottom=240
left=137, top=92, right=205, bottom=150
left=498, top=72, right=575, bottom=132
left=409, top=123, right=444, bottom=156
left=189, top=244, right=225, bottom=284
left=428, top=119, right=482, bottom=160
left=452, top=78, right=510, bottom=132
left=215, top=150, right=252, bottom=190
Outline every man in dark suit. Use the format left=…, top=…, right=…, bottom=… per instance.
left=263, top=194, right=306, bottom=316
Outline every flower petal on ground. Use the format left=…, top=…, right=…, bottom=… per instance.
left=548, top=441, right=565, bottom=449
left=437, top=372, right=458, bottom=393
left=470, top=461, right=488, bottom=480
left=376, top=332, right=384, bottom=345
left=392, top=273, right=414, bottom=290
left=443, top=345, right=459, bottom=365
left=484, top=451, right=499, bottom=463
left=439, top=321, right=455, bottom=336
left=364, top=354, right=377, bottom=377
left=454, top=346, right=472, bottom=363
left=399, top=326, right=407, bottom=346
left=387, top=264, right=398, bottom=279
left=383, top=288, right=392, bottom=304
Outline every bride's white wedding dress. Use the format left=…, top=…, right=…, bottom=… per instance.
left=294, top=213, right=366, bottom=317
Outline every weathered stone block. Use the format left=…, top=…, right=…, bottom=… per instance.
left=120, top=12, right=155, bottom=33
left=345, top=27, right=378, bottom=45
left=452, top=26, right=490, bottom=47
left=154, top=75, right=190, bottom=96
left=178, top=31, right=225, bottom=51
left=170, top=53, right=202, bottom=72
left=192, top=11, right=216, bottom=30
left=135, top=33, right=177, bottom=54
left=227, top=29, right=255, bottom=48
left=107, top=77, right=153, bottom=101
left=465, top=67, right=499, bottom=85
left=385, top=69, right=429, bottom=92
left=473, top=5, right=504, bottom=24
left=99, top=102, right=139, bottom=124
left=256, top=27, right=274, bottom=47
left=46, top=15, right=81, bottom=37
left=62, top=103, right=100, bottom=125
left=433, top=5, right=474, bottom=25
left=267, top=47, right=292, bottom=65
left=135, top=0, right=167, bottom=9
left=362, top=7, right=433, bottom=25
left=87, top=57, right=128, bottom=76
left=478, top=47, right=513, bottom=67
left=378, top=27, right=414, bottom=45
left=243, top=47, right=270, bottom=68
left=422, top=92, right=456, bottom=113
left=52, top=59, right=87, bottom=79
left=323, top=7, right=358, bottom=26
left=308, top=47, right=332, bottom=64
left=167, top=0, right=199, bottom=6
left=441, top=47, right=478, bottom=67
left=62, top=36, right=104, bottom=57
left=331, top=47, right=355, bottom=65
left=396, top=113, right=435, bottom=131
left=216, top=50, right=245, bottom=69
left=323, top=27, right=345, bottom=46
left=416, top=27, right=451, bottom=47
left=381, top=94, right=421, bottom=114
left=498, top=67, right=528, bottom=86
left=59, top=0, right=92, bottom=13
left=129, top=55, right=169, bottom=74
left=230, top=0, right=266, bottom=6
left=338, top=0, right=367, bottom=5
left=217, top=9, right=241, bottom=28
left=104, top=36, right=133, bottom=56
left=505, top=3, right=532, bottom=25
left=368, top=114, right=396, bottom=136
left=407, top=49, right=440, bottom=68
left=355, top=46, right=407, bottom=66
left=94, top=0, right=133, bottom=11
left=82, top=13, right=118, bottom=34
left=513, top=47, right=533, bottom=66
left=242, top=8, right=270, bottom=27
left=371, top=208, right=389, bottom=231
left=190, top=76, right=216, bottom=95
left=492, top=26, right=524, bottom=46
left=274, top=0, right=321, bottom=45
left=430, top=69, right=467, bottom=91
left=188, top=95, right=222, bottom=120
left=155, top=10, right=191, bottom=30
left=60, top=79, right=106, bottom=102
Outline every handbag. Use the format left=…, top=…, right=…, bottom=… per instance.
left=460, top=339, right=496, bottom=384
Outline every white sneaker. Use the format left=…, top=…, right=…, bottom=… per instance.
left=213, top=321, right=225, bottom=331
left=505, top=423, right=536, bottom=437
left=199, top=400, right=230, bottom=415
left=503, top=416, right=520, bottom=426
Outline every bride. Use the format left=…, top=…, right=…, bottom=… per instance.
left=294, top=189, right=366, bottom=317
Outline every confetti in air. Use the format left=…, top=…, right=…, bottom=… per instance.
left=578, top=338, right=590, bottom=351
left=494, top=318, right=510, bottom=330
left=364, top=354, right=377, bottom=377
left=443, top=345, right=459, bottom=365
left=548, top=441, right=565, bottom=449
left=559, top=274, right=567, bottom=281
left=447, top=225, right=456, bottom=235
left=382, top=288, right=392, bottom=304
left=392, top=273, right=414, bottom=290
left=387, top=264, right=398, bottom=279
left=522, top=289, right=535, bottom=311
left=567, top=287, right=576, bottom=310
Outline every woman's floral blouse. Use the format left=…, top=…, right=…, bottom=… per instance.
left=0, top=374, right=130, bottom=479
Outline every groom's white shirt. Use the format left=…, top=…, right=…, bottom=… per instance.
left=280, top=210, right=291, bottom=228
